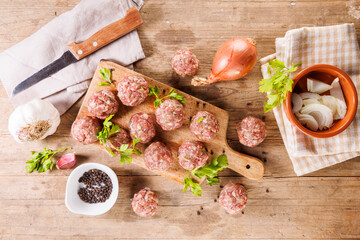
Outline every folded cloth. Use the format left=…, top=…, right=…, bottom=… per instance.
left=260, top=23, right=360, bottom=176
left=0, top=0, right=145, bottom=114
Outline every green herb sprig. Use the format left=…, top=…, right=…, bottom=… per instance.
left=26, top=147, right=71, bottom=173
left=196, top=117, right=205, bottom=124
left=96, top=115, right=120, bottom=147
left=98, top=68, right=114, bottom=86
left=97, top=115, right=141, bottom=165
left=259, top=60, right=301, bottom=112
left=191, top=154, right=228, bottom=186
left=183, top=175, right=202, bottom=196
left=148, top=86, right=186, bottom=107
left=108, top=138, right=142, bottom=165
left=183, top=154, right=228, bottom=197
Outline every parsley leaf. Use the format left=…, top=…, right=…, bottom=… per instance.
left=196, top=117, right=205, bottom=123
left=97, top=115, right=141, bottom=165
left=259, top=60, right=301, bottom=112
left=148, top=86, right=159, bottom=97
left=191, top=155, right=228, bottom=186
left=148, top=86, right=186, bottom=107
left=96, top=115, right=120, bottom=145
left=182, top=154, right=228, bottom=197
left=167, top=89, right=186, bottom=104
left=183, top=176, right=202, bottom=196
left=26, top=147, right=71, bottom=173
left=112, top=138, right=142, bottom=165
left=98, top=67, right=114, bottom=86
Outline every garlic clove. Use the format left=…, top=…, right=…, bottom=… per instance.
left=56, top=153, right=76, bottom=170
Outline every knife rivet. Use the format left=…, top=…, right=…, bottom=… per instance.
left=77, top=50, right=83, bottom=55
left=93, top=42, right=98, bottom=47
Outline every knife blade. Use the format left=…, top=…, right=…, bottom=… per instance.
left=12, top=6, right=142, bottom=96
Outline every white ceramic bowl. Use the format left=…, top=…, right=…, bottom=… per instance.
left=65, top=163, right=119, bottom=216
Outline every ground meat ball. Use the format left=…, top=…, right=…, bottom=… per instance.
left=117, top=76, right=149, bottom=106
left=87, top=90, right=119, bottom=119
left=155, top=99, right=185, bottom=131
left=190, top=111, right=220, bottom=141
left=131, top=188, right=159, bottom=217
left=171, top=48, right=199, bottom=77
left=236, top=116, right=266, bottom=147
left=71, top=116, right=101, bottom=145
left=129, top=112, right=156, bottom=143
left=219, top=183, right=248, bottom=215
left=105, top=128, right=132, bottom=156
left=144, top=142, right=173, bottom=171
left=178, top=141, right=208, bottom=170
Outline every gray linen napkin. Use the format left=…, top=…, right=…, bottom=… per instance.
left=0, top=0, right=145, bottom=114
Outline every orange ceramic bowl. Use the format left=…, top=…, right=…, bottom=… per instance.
left=284, top=64, right=358, bottom=138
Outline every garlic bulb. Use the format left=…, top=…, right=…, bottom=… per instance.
left=8, top=99, right=60, bottom=143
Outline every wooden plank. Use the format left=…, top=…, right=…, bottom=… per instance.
left=0, top=176, right=359, bottom=239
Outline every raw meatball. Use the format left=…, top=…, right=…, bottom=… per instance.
left=219, top=183, right=248, bottom=215
left=144, top=142, right=173, bottom=171
left=129, top=112, right=156, bottom=143
left=236, top=116, right=266, bottom=147
left=105, top=128, right=132, bottom=156
left=190, top=111, right=220, bottom=141
left=87, top=90, right=119, bottom=119
left=171, top=48, right=199, bottom=77
left=131, top=188, right=159, bottom=217
left=178, top=141, right=208, bottom=170
left=117, top=75, right=149, bottom=106
left=71, top=116, right=101, bottom=145
left=155, top=99, right=185, bottom=131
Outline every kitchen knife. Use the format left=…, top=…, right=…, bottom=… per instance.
left=12, top=6, right=142, bottom=96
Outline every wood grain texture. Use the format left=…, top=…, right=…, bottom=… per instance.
left=0, top=0, right=360, bottom=239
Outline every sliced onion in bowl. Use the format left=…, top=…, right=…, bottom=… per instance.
left=330, top=78, right=346, bottom=102
left=291, top=93, right=303, bottom=113
left=319, top=95, right=337, bottom=115
left=299, top=92, right=321, bottom=100
left=303, top=98, right=320, bottom=106
left=307, top=78, right=333, bottom=94
left=296, top=113, right=319, bottom=131
left=334, top=99, right=347, bottom=120
left=300, top=103, right=333, bottom=130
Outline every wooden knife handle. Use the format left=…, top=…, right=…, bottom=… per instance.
left=225, top=144, right=265, bottom=180
left=67, top=6, right=143, bottom=60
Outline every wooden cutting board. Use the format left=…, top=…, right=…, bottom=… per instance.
left=76, top=60, right=265, bottom=184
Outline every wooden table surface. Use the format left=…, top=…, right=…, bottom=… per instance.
left=1, top=0, right=360, bottom=239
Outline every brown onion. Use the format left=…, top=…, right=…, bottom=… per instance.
left=192, top=37, right=257, bottom=86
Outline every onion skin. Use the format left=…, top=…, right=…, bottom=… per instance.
left=192, top=37, right=257, bottom=86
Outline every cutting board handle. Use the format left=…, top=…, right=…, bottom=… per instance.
left=225, top=144, right=265, bottom=180
left=67, top=6, right=143, bottom=60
